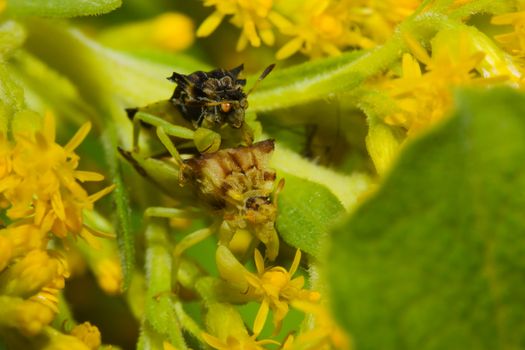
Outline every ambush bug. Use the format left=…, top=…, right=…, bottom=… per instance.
left=126, top=64, right=275, bottom=154
left=119, top=138, right=283, bottom=267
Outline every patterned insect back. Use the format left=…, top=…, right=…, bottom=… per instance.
left=169, top=65, right=248, bottom=129
left=184, top=139, right=280, bottom=260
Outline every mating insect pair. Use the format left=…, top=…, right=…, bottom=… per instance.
left=120, top=64, right=282, bottom=263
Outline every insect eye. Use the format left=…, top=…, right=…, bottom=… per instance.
left=220, top=103, right=232, bottom=113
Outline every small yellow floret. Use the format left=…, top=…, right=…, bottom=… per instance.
left=152, top=13, right=195, bottom=51
left=70, top=322, right=101, bottom=350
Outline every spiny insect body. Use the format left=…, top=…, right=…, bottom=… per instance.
left=126, top=64, right=275, bottom=153
left=184, top=139, right=280, bottom=260
left=119, top=139, right=282, bottom=260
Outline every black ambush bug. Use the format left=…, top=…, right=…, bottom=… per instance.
left=127, top=64, right=275, bottom=154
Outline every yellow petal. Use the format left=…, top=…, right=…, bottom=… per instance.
left=253, top=298, right=270, bottom=337
left=260, top=28, right=275, bottom=46
left=51, top=191, right=66, bottom=221
left=402, top=32, right=431, bottom=65
left=65, top=122, right=91, bottom=153
left=201, top=332, right=227, bottom=350
left=87, top=184, right=115, bottom=203
left=79, top=228, right=102, bottom=249
left=276, top=37, right=304, bottom=60
left=289, top=249, right=301, bottom=276
left=243, top=19, right=261, bottom=47
left=254, top=249, right=266, bottom=275
left=43, top=111, right=56, bottom=143
left=197, top=11, right=225, bottom=37
left=74, top=171, right=104, bottom=182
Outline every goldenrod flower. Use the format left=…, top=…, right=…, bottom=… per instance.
left=216, top=246, right=320, bottom=335
left=246, top=249, right=320, bottom=336
left=197, top=0, right=419, bottom=58
left=202, top=333, right=278, bottom=350
left=41, top=327, right=92, bottom=350
left=0, top=296, right=55, bottom=336
left=492, top=11, right=525, bottom=58
left=70, top=322, right=102, bottom=350
left=379, top=39, right=486, bottom=135
left=92, top=257, right=123, bottom=295
left=276, top=0, right=420, bottom=59
left=283, top=300, right=351, bottom=350
left=0, top=249, right=67, bottom=297
left=197, top=0, right=291, bottom=51
left=0, top=234, right=11, bottom=271
left=98, top=12, right=195, bottom=52
left=201, top=303, right=280, bottom=350
left=2, top=223, right=47, bottom=258
left=276, top=0, right=361, bottom=59
left=1, top=112, right=114, bottom=244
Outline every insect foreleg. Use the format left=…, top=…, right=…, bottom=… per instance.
left=133, top=111, right=195, bottom=152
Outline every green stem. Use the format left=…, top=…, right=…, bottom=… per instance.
left=144, top=221, right=188, bottom=349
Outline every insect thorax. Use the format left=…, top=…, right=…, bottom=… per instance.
left=169, top=66, right=248, bottom=130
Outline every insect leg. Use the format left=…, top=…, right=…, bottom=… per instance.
left=133, top=111, right=195, bottom=153
left=156, top=127, right=183, bottom=167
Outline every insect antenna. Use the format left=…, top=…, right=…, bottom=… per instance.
left=246, top=63, right=276, bottom=96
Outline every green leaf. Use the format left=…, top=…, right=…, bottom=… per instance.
left=249, top=38, right=403, bottom=112
left=277, top=173, right=344, bottom=259
left=327, top=87, right=525, bottom=350
left=143, top=222, right=187, bottom=349
left=272, top=142, right=370, bottom=210
left=7, top=0, right=121, bottom=18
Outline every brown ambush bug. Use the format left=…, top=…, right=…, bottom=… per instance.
left=126, top=64, right=275, bottom=154
left=119, top=139, right=283, bottom=267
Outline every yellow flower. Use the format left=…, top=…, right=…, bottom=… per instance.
left=197, top=0, right=289, bottom=51
left=41, top=327, right=92, bottom=350
left=245, top=249, right=320, bottom=336
left=201, top=303, right=280, bottom=350
left=283, top=300, right=351, bottom=350
left=2, top=223, right=47, bottom=258
left=276, top=0, right=420, bottom=59
left=0, top=249, right=68, bottom=297
left=216, top=246, right=320, bottom=336
left=0, top=296, right=55, bottom=336
left=93, top=257, right=123, bottom=295
left=98, top=13, right=195, bottom=52
left=202, top=332, right=278, bottom=350
left=492, top=11, right=525, bottom=58
left=1, top=112, right=114, bottom=244
left=70, top=322, right=102, bottom=350
left=378, top=35, right=489, bottom=135
left=0, top=234, right=11, bottom=271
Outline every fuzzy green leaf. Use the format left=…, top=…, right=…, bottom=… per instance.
left=249, top=39, right=403, bottom=112
left=277, top=173, right=345, bottom=259
left=328, top=88, right=525, bottom=350
left=7, top=0, right=121, bottom=18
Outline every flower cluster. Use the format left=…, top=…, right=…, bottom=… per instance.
left=197, top=0, right=420, bottom=58
left=0, top=111, right=111, bottom=345
left=210, top=245, right=329, bottom=348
